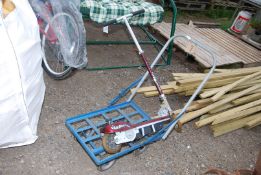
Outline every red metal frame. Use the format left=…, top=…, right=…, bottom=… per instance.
left=140, top=53, right=164, bottom=96
left=101, top=116, right=170, bottom=134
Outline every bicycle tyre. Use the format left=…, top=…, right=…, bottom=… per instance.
left=42, top=6, right=85, bottom=80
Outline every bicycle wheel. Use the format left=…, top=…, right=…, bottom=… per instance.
left=42, top=6, right=85, bottom=80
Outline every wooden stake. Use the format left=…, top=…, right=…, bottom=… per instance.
left=245, top=115, right=261, bottom=129
left=189, top=85, right=261, bottom=127
left=232, top=93, right=261, bottom=106
left=177, top=70, right=261, bottom=85
left=173, top=102, right=210, bottom=115
left=200, top=88, right=221, bottom=99
left=144, top=89, right=175, bottom=97
left=211, top=114, right=260, bottom=137
left=209, top=103, right=235, bottom=114
left=211, top=71, right=261, bottom=102
left=212, top=105, right=261, bottom=125
left=205, top=66, right=261, bottom=74
left=193, top=98, right=213, bottom=105
left=131, top=84, right=176, bottom=93
left=199, top=114, right=211, bottom=120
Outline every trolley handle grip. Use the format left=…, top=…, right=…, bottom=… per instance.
left=103, top=9, right=145, bottom=26
left=132, top=9, right=145, bottom=16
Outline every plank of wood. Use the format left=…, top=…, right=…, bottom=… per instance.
left=232, top=93, right=261, bottom=105
left=203, top=77, right=242, bottom=88
left=212, top=69, right=232, bottom=73
left=196, top=28, right=261, bottom=62
left=176, top=76, right=242, bottom=93
left=190, top=84, right=261, bottom=126
left=131, top=84, right=176, bottom=93
left=211, top=71, right=261, bottom=101
left=153, top=22, right=261, bottom=68
left=208, top=29, right=261, bottom=61
left=208, top=103, right=235, bottom=114
left=245, top=115, right=261, bottom=129
left=153, top=23, right=239, bottom=67
left=196, top=28, right=260, bottom=54
left=173, top=73, right=205, bottom=78
left=190, top=21, right=221, bottom=28
left=178, top=69, right=261, bottom=85
left=176, top=24, right=239, bottom=66
left=193, top=98, right=213, bottom=105
left=198, top=28, right=260, bottom=60
left=228, top=80, right=261, bottom=92
left=195, top=98, right=261, bottom=128
left=212, top=105, right=261, bottom=125
left=211, top=114, right=260, bottom=137
left=199, top=114, right=211, bottom=120
left=204, top=67, right=261, bottom=74
left=173, top=102, right=210, bottom=115
left=200, top=79, right=261, bottom=99
left=144, top=89, right=175, bottom=97
left=200, top=88, right=221, bottom=98
left=167, top=81, right=177, bottom=87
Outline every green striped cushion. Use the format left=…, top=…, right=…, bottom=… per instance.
left=80, top=0, right=163, bottom=25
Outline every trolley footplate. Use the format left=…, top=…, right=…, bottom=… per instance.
left=65, top=101, right=151, bottom=166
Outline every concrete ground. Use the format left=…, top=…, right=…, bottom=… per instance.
left=0, top=24, right=260, bottom=175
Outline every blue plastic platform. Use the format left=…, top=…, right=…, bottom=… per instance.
left=65, top=101, right=152, bottom=166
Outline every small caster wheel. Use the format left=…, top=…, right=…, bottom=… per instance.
left=134, top=146, right=148, bottom=156
left=97, top=160, right=116, bottom=171
left=102, top=134, right=122, bottom=154
left=174, top=121, right=182, bottom=133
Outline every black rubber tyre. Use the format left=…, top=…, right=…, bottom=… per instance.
left=42, top=61, right=72, bottom=80
left=97, top=160, right=116, bottom=171
left=41, top=5, right=85, bottom=80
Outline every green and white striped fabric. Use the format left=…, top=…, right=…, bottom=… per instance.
left=80, top=0, right=164, bottom=25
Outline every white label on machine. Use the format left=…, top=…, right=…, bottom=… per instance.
left=103, top=26, right=109, bottom=34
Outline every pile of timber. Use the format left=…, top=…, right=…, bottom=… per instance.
left=133, top=66, right=261, bottom=136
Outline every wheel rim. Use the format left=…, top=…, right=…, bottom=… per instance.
left=98, top=160, right=116, bottom=171
left=102, top=134, right=122, bottom=154
left=42, top=12, right=79, bottom=76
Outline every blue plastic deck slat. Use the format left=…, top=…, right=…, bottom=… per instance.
left=128, top=111, right=139, bottom=116
left=117, top=109, right=132, bottom=123
left=95, top=121, right=106, bottom=127
left=85, top=118, right=100, bottom=135
left=111, top=115, right=125, bottom=122
left=130, top=102, right=150, bottom=120
left=125, top=111, right=141, bottom=123
left=83, top=129, right=94, bottom=139
left=66, top=101, right=131, bottom=123
left=82, top=129, right=95, bottom=140
left=76, top=125, right=92, bottom=133
left=83, top=134, right=100, bottom=143
left=89, top=141, right=97, bottom=149
left=65, top=122, right=98, bottom=162
left=101, top=113, right=109, bottom=121
left=92, top=147, right=104, bottom=155
left=65, top=101, right=154, bottom=166
left=116, top=108, right=127, bottom=117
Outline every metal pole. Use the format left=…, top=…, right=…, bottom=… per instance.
left=127, top=35, right=191, bottom=102
left=162, top=37, right=217, bottom=140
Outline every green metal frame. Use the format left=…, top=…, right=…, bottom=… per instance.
left=84, top=0, right=177, bottom=71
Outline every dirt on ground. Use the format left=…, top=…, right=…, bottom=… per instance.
left=0, top=22, right=260, bottom=175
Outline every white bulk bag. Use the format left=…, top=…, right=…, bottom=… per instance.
left=0, top=0, right=45, bottom=148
